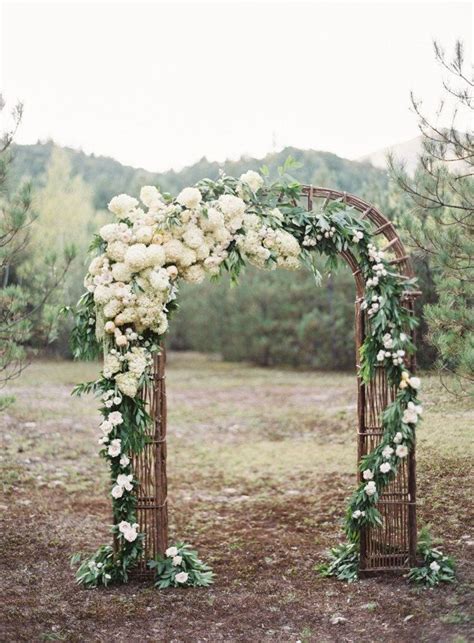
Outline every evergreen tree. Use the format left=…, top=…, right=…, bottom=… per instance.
left=0, top=98, right=74, bottom=407
left=390, top=41, right=473, bottom=394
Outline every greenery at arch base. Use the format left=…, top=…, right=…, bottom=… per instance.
left=71, top=160, right=454, bottom=589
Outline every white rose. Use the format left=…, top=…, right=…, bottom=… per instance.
left=395, top=444, right=408, bottom=458
left=379, top=462, right=391, bottom=474
left=100, top=419, right=113, bottom=435
left=108, top=194, right=139, bottom=217
left=116, top=473, right=133, bottom=491
left=408, top=376, right=421, bottom=389
left=172, top=555, right=183, bottom=566
left=364, top=481, right=377, bottom=496
left=382, top=446, right=394, bottom=459
left=108, top=411, right=123, bottom=426
left=166, top=546, right=178, bottom=557
left=177, top=187, right=202, bottom=209
left=429, top=561, right=440, bottom=572
left=123, top=526, right=138, bottom=542
left=111, top=484, right=124, bottom=499
left=108, top=439, right=121, bottom=457
left=240, top=170, right=264, bottom=192
left=393, top=432, right=403, bottom=444
left=175, top=571, right=189, bottom=584
left=362, top=469, right=374, bottom=481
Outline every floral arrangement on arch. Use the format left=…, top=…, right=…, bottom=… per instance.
left=72, top=162, right=453, bottom=588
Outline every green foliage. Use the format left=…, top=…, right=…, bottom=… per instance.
left=390, top=41, right=474, bottom=393
left=0, top=99, right=74, bottom=407
left=148, top=543, right=214, bottom=589
left=317, top=542, right=359, bottom=582
left=407, top=526, right=456, bottom=587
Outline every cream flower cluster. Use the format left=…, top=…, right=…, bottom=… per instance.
left=85, top=176, right=302, bottom=400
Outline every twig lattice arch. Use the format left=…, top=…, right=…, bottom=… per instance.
left=134, top=186, right=420, bottom=576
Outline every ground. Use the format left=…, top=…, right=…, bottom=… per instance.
left=0, top=353, right=472, bottom=642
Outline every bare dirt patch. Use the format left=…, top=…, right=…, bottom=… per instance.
left=0, top=355, right=472, bottom=642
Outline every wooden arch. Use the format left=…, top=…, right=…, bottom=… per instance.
left=131, top=186, right=420, bottom=577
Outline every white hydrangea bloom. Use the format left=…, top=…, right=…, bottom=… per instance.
left=115, top=372, right=139, bottom=398
left=177, top=187, right=202, bottom=209
left=108, top=194, right=139, bottom=217
left=140, top=185, right=163, bottom=208
left=124, top=243, right=149, bottom=271
left=240, top=170, right=264, bottom=192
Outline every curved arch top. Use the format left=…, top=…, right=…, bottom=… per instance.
left=301, top=186, right=416, bottom=298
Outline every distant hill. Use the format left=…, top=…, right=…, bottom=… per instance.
left=10, top=141, right=388, bottom=209
left=358, top=135, right=424, bottom=173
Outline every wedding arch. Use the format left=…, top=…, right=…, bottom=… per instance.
left=72, top=169, right=424, bottom=588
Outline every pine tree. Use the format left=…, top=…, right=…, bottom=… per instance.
left=390, top=41, right=473, bottom=394
left=0, top=98, right=75, bottom=407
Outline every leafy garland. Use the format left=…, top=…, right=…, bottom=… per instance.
left=72, top=162, right=452, bottom=588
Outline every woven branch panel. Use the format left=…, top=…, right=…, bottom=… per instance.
left=131, top=352, right=168, bottom=577
left=132, top=186, right=419, bottom=574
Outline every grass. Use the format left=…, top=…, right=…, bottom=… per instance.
left=0, top=353, right=473, bottom=641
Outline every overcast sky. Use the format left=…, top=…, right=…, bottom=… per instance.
left=1, top=0, right=472, bottom=172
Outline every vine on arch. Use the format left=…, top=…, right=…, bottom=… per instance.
left=71, top=163, right=452, bottom=588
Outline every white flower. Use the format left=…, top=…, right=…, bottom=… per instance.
left=140, top=185, right=163, bottom=208
left=362, top=469, right=374, bottom=480
left=172, top=555, right=183, bottom=566
left=183, top=264, right=206, bottom=284
left=108, top=194, right=139, bottom=217
left=100, top=420, right=113, bottom=435
left=111, top=262, right=133, bottom=283
left=108, top=411, right=123, bottom=426
left=125, top=243, right=148, bottom=271
left=217, top=194, right=246, bottom=219
left=364, top=481, right=377, bottom=496
left=123, top=526, right=138, bottom=542
left=115, top=372, right=139, bottom=398
left=382, top=446, right=394, bottom=459
left=111, top=484, right=124, bottom=499
left=395, top=444, right=409, bottom=458
left=402, top=401, right=422, bottom=425
left=118, top=520, right=139, bottom=542
left=119, top=454, right=130, bottom=467
left=393, top=432, right=403, bottom=444
left=108, top=439, right=121, bottom=458
left=379, top=462, right=391, bottom=474
left=429, top=561, right=440, bottom=572
left=382, top=333, right=393, bottom=349
left=352, top=509, right=365, bottom=519
left=408, top=376, right=421, bottom=389
left=177, top=187, right=202, bottom=209
left=239, top=170, right=264, bottom=192
left=116, top=473, right=133, bottom=491
left=166, top=546, right=179, bottom=557
left=175, top=571, right=189, bottom=584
